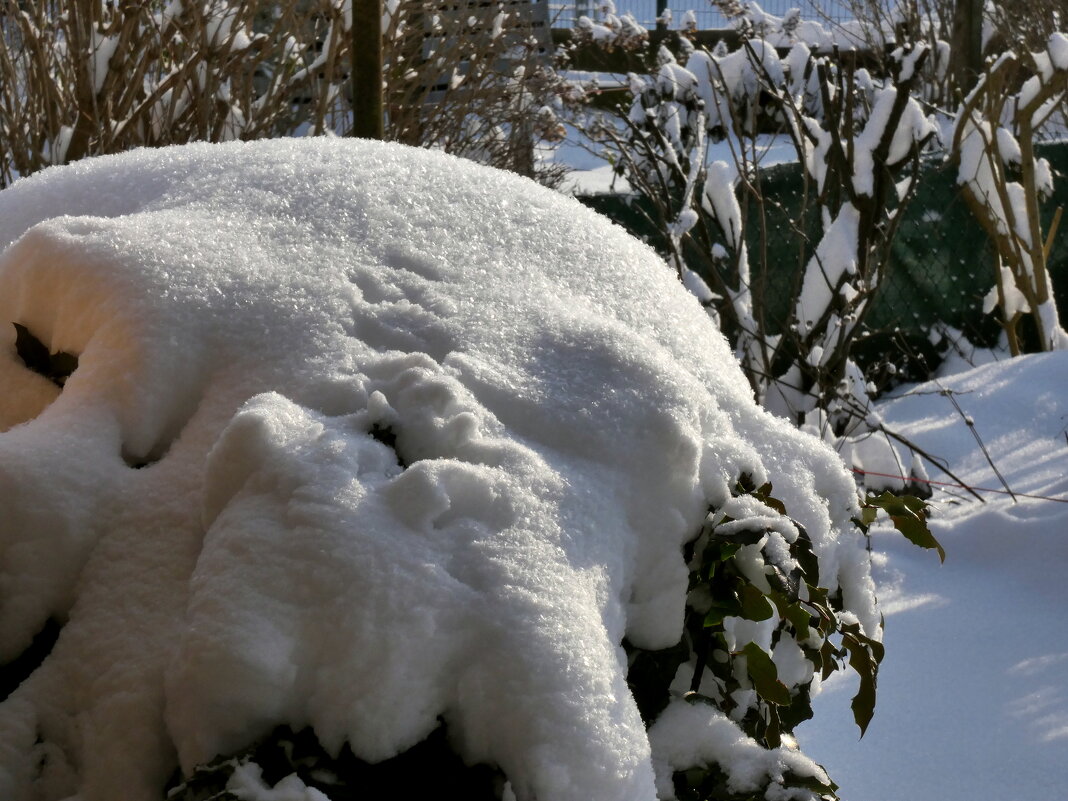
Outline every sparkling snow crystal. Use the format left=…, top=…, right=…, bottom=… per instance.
left=0, top=139, right=872, bottom=801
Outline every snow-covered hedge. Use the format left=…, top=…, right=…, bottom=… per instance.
left=0, top=139, right=879, bottom=800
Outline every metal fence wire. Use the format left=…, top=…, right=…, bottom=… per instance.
left=578, top=141, right=1068, bottom=375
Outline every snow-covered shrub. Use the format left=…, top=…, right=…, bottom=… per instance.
left=0, top=139, right=883, bottom=801
left=0, top=0, right=569, bottom=186
left=384, top=0, right=577, bottom=183
left=572, top=1, right=649, bottom=53
left=590, top=35, right=937, bottom=488
left=0, top=0, right=341, bottom=177
left=950, top=32, right=1068, bottom=353
left=827, top=0, right=1064, bottom=101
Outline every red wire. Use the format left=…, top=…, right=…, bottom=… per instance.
left=851, top=468, right=1068, bottom=504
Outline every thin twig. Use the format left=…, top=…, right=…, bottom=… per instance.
left=934, top=381, right=1017, bottom=501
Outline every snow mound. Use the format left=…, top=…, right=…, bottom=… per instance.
left=0, top=138, right=869, bottom=801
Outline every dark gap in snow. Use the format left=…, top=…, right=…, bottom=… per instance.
left=369, top=423, right=408, bottom=469
left=165, top=722, right=504, bottom=800
left=122, top=453, right=157, bottom=470
left=0, top=618, right=61, bottom=702
left=120, top=444, right=161, bottom=470
left=12, top=323, right=78, bottom=387
left=625, top=637, right=690, bottom=725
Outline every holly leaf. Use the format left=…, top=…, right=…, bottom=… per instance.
left=841, top=626, right=883, bottom=737
left=704, top=600, right=738, bottom=628
left=738, top=584, right=774, bottom=622
left=865, top=492, right=944, bottom=563
left=741, top=642, right=791, bottom=706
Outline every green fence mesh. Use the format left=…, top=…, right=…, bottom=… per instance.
left=578, top=142, right=1068, bottom=363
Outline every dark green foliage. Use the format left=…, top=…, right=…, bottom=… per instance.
left=859, top=492, right=944, bottom=563
left=672, top=760, right=767, bottom=801
left=166, top=723, right=504, bottom=801
left=625, top=478, right=886, bottom=800
left=626, top=638, right=693, bottom=725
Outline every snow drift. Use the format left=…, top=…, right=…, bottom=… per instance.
left=0, top=138, right=873, bottom=801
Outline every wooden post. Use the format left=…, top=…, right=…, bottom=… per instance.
left=352, top=0, right=384, bottom=140
left=951, top=0, right=984, bottom=94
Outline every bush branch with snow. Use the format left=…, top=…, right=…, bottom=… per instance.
left=586, top=31, right=938, bottom=490
left=950, top=32, right=1068, bottom=354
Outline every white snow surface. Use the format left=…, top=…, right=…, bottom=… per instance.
left=794, top=204, right=860, bottom=337
left=0, top=139, right=870, bottom=801
left=801, top=351, right=1068, bottom=800
left=649, top=700, right=828, bottom=801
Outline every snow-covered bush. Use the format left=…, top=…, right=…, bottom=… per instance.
left=590, top=34, right=938, bottom=487
left=0, top=0, right=570, bottom=185
left=572, top=0, right=649, bottom=53
left=716, top=0, right=894, bottom=53
left=0, top=0, right=345, bottom=177
left=0, top=138, right=886, bottom=801
left=950, top=32, right=1068, bottom=353
left=576, top=1, right=1068, bottom=493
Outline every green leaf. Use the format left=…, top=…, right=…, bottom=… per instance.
left=701, top=541, right=740, bottom=577
left=754, top=482, right=787, bottom=516
left=782, top=600, right=814, bottom=641
left=793, top=525, right=820, bottom=585
left=782, top=767, right=839, bottom=795
left=765, top=563, right=801, bottom=600
left=717, top=525, right=770, bottom=546
left=841, top=627, right=882, bottom=737
left=819, top=639, right=839, bottom=681
left=738, top=584, right=774, bottom=622
left=850, top=675, right=877, bottom=737
left=741, top=642, right=791, bottom=706
left=703, top=601, right=738, bottom=628
left=865, top=492, right=945, bottom=563
left=892, top=514, right=946, bottom=562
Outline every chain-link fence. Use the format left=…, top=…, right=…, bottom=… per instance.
left=578, top=141, right=1068, bottom=375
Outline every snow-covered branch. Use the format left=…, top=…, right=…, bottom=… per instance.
left=950, top=32, right=1068, bottom=353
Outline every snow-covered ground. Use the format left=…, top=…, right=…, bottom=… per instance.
left=800, top=351, right=1068, bottom=800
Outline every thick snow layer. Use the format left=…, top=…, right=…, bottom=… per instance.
left=794, top=204, right=860, bottom=336
left=800, top=352, right=1068, bottom=800
left=0, top=139, right=868, bottom=801
left=649, top=700, right=829, bottom=800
